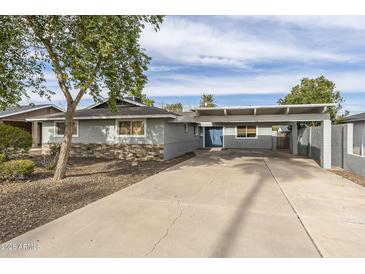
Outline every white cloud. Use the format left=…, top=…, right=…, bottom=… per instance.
left=144, top=70, right=365, bottom=96
left=264, top=15, right=365, bottom=31
left=141, top=16, right=353, bottom=68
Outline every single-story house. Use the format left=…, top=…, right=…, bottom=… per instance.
left=0, top=104, right=64, bottom=147
left=27, top=97, right=335, bottom=168
left=343, top=112, right=365, bottom=156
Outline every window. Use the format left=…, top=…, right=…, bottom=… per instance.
left=117, top=120, right=145, bottom=136
left=194, top=125, right=199, bottom=136
left=184, top=124, right=189, bottom=133
left=236, top=125, right=257, bottom=138
left=54, top=121, right=78, bottom=137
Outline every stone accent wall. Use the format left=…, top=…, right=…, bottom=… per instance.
left=42, top=143, right=164, bottom=161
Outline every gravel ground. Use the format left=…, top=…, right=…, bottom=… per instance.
left=0, top=153, right=194, bottom=244
left=330, top=169, right=365, bottom=187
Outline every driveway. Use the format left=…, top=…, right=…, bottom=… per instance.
left=1, top=149, right=365, bottom=257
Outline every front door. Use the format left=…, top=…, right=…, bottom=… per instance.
left=205, top=127, right=223, bottom=147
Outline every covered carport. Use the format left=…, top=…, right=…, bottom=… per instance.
left=188, top=103, right=335, bottom=169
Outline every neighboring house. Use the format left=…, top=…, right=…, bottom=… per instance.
left=343, top=112, right=365, bottom=156
left=27, top=99, right=335, bottom=168
left=0, top=104, right=64, bottom=147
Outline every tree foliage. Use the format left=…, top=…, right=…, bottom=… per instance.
left=0, top=16, right=163, bottom=180
left=200, top=93, right=216, bottom=107
left=0, top=17, right=51, bottom=110
left=162, top=102, right=183, bottom=112
left=278, top=76, right=343, bottom=122
left=0, top=16, right=162, bottom=111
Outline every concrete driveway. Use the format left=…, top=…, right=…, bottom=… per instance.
left=2, top=149, right=365, bottom=257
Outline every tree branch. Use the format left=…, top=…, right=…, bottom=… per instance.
left=24, top=16, right=74, bottom=106
left=73, top=58, right=102, bottom=107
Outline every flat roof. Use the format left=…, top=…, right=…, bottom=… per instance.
left=191, top=103, right=336, bottom=116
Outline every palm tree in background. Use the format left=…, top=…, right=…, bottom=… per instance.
left=200, top=93, right=216, bottom=107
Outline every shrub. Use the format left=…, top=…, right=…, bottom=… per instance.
left=0, top=152, right=6, bottom=163
left=0, top=159, right=35, bottom=180
left=41, top=144, right=60, bottom=170
left=0, top=123, right=33, bottom=158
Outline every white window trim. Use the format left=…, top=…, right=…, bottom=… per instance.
left=54, top=120, right=79, bottom=138
left=115, top=118, right=147, bottom=137
left=235, top=125, right=258, bottom=139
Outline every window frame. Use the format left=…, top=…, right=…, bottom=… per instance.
left=54, top=120, right=79, bottom=138
left=235, top=125, right=258, bottom=139
left=115, top=119, right=147, bottom=137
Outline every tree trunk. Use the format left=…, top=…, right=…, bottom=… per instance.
left=53, top=108, right=75, bottom=181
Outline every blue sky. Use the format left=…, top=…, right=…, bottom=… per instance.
left=26, top=16, right=365, bottom=114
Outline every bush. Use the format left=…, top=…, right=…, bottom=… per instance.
left=0, top=159, right=35, bottom=180
left=41, top=144, right=61, bottom=170
left=0, top=152, right=6, bottom=163
left=0, top=123, right=33, bottom=158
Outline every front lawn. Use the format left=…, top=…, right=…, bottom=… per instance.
left=0, top=153, right=194, bottom=243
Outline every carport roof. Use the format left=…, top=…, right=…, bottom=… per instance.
left=191, top=103, right=336, bottom=116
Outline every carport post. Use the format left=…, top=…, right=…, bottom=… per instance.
left=321, top=119, right=331, bottom=169
left=291, top=122, right=298, bottom=155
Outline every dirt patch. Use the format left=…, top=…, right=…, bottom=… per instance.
left=0, top=153, right=194, bottom=244
left=330, top=169, right=365, bottom=187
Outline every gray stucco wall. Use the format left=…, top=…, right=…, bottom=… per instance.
left=223, top=125, right=272, bottom=149
left=298, top=125, right=343, bottom=166
left=344, top=153, right=365, bottom=176
left=353, top=121, right=365, bottom=155
left=331, top=124, right=345, bottom=167
left=310, top=126, right=322, bottom=162
left=297, top=124, right=362, bottom=170
left=298, top=127, right=309, bottom=156
left=163, top=123, right=201, bottom=160
left=42, top=118, right=165, bottom=145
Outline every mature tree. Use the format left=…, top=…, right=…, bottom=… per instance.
left=0, top=16, right=163, bottom=180
left=278, top=76, right=343, bottom=123
left=162, top=102, right=183, bottom=112
left=200, top=93, right=216, bottom=107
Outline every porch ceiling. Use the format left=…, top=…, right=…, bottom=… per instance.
left=191, top=103, right=335, bottom=117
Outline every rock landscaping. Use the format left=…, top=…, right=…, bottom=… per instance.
left=42, top=143, right=164, bottom=161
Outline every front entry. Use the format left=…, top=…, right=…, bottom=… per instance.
left=205, top=127, right=223, bottom=147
